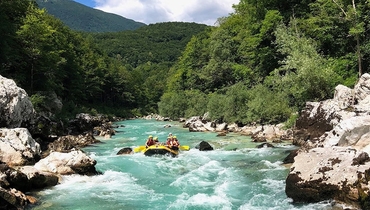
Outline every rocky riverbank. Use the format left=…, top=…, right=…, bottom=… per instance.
left=147, top=74, right=370, bottom=209
left=0, top=75, right=116, bottom=209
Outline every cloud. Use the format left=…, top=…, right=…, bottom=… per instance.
left=94, top=0, right=239, bottom=25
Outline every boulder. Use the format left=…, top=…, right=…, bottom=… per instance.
left=286, top=147, right=370, bottom=208
left=117, top=147, right=133, bottom=155
left=195, top=141, right=213, bottom=151
left=33, top=91, right=63, bottom=117
left=34, top=150, right=98, bottom=175
left=0, top=164, right=58, bottom=192
left=67, top=113, right=110, bottom=135
left=0, top=187, right=28, bottom=210
left=0, top=75, right=35, bottom=128
left=43, top=133, right=100, bottom=158
left=0, top=128, right=41, bottom=166
left=18, top=166, right=59, bottom=190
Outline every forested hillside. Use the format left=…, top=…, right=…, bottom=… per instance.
left=158, top=0, right=370, bottom=126
left=0, top=0, right=208, bottom=119
left=1, top=0, right=369, bottom=127
left=35, top=0, right=145, bottom=32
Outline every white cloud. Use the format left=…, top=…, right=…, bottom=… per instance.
left=94, top=0, right=239, bottom=26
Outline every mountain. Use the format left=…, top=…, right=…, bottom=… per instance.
left=91, top=22, right=210, bottom=68
left=35, top=0, right=146, bottom=32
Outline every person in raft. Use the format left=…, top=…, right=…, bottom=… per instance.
left=168, top=136, right=180, bottom=150
left=145, top=135, right=155, bottom=148
left=166, top=133, right=173, bottom=145
left=153, top=136, right=159, bottom=144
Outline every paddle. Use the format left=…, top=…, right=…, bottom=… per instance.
left=133, top=145, right=146, bottom=153
left=179, top=145, right=190, bottom=151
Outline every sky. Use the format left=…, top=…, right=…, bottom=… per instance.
left=74, top=0, right=240, bottom=26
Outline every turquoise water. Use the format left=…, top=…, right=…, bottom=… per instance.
left=28, top=119, right=334, bottom=210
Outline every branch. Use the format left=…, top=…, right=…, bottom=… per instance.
left=332, top=0, right=347, bottom=16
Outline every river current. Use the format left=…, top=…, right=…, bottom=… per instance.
left=28, top=119, right=335, bottom=210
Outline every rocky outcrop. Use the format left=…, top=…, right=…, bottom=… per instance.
left=286, top=74, right=370, bottom=208
left=0, top=76, right=106, bottom=209
left=0, top=187, right=28, bottom=210
left=68, top=113, right=111, bottom=135
left=286, top=147, right=370, bottom=208
left=42, top=133, right=100, bottom=158
left=0, top=75, right=35, bottom=128
left=184, top=116, right=293, bottom=141
left=294, top=74, right=370, bottom=147
left=0, top=163, right=58, bottom=210
left=0, top=128, right=41, bottom=166
left=34, top=150, right=98, bottom=175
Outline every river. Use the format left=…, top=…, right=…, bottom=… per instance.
left=28, top=119, right=335, bottom=210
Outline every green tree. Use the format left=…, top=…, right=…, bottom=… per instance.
left=271, top=22, right=341, bottom=108
left=0, top=0, right=30, bottom=74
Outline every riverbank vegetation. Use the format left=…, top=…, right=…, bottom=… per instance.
left=1, top=0, right=369, bottom=126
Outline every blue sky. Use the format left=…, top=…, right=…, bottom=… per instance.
left=74, top=0, right=95, bottom=8
left=73, top=0, right=239, bottom=26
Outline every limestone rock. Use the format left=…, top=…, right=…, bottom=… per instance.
left=0, top=75, right=35, bottom=128
left=34, top=150, right=98, bottom=175
left=0, top=187, right=28, bottom=210
left=0, top=128, right=41, bottom=166
left=286, top=147, right=370, bottom=208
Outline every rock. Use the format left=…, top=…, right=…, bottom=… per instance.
left=33, top=91, right=63, bottom=116
left=68, top=113, right=110, bottom=135
left=319, top=115, right=370, bottom=154
left=43, top=133, right=100, bottom=158
left=34, top=150, right=98, bottom=175
left=294, top=73, right=370, bottom=147
left=18, top=166, right=59, bottom=190
left=282, top=149, right=299, bottom=164
left=215, top=123, right=227, bottom=132
left=1, top=166, right=29, bottom=191
left=216, top=132, right=227, bottom=137
left=0, top=75, right=35, bottom=128
left=195, top=141, right=213, bottom=151
left=0, top=128, right=41, bottom=166
left=117, top=147, right=133, bottom=155
left=286, top=147, right=370, bottom=208
left=0, top=187, right=28, bottom=210
left=256, top=143, right=274, bottom=148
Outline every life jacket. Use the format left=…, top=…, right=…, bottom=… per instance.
left=166, top=138, right=172, bottom=146
left=146, top=138, right=155, bottom=146
left=172, top=139, right=179, bottom=147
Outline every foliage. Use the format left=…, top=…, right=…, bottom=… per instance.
left=2, top=0, right=370, bottom=126
left=92, top=22, right=209, bottom=68
left=35, top=0, right=145, bottom=32
left=30, top=93, right=46, bottom=113
left=245, top=84, right=292, bottom=124
left=271, top=22, right=342, bottom=108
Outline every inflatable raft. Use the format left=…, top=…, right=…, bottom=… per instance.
left=143, top=145, right=179, bottom=157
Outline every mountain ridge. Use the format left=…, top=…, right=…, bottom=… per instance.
left=36, top=0, right=146, bottom=32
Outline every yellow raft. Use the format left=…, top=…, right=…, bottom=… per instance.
left=143, top=145, right=179, bottom=157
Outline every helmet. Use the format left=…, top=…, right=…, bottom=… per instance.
left=173, top=136, right=177, bottom=139
left=154, top=137, right=158, bottom=140
left=168, top=133, right=172, bottom=136
left=149, top=135, right=153, bottom=138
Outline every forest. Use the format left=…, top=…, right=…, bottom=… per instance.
left=1, top=0, right=369, bottom=127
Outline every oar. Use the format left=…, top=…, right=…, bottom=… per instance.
left=179, top=145, right=190, bottom=151
left=133, top=145, right=146, bottom=153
